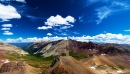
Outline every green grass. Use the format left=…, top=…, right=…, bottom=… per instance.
left=110, top=65, right=117, bottom=70
left=9, top=54, right=56, bottom=62
left=61, top=53, right=67, bottom=56
left=69, top=51, right=89, bottom=60
left=7, top=54, right=56, bottom=72
left=7, top=50, right=90, bottom=72
left=118, top=65, right=126, bottom=70
left=97, top=65, right=107, bottom=70
left=8, top=51, right=89, bottom=68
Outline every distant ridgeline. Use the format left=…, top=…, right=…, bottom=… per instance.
left=25, top=39, right=130, bottom=57
left=0, top=42, right=29, bottom=56
left=9, top=42, right=33, bottom=50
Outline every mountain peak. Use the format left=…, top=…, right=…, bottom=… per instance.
left=42, top=56, right=94, bottom=74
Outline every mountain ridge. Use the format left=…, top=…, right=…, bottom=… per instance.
left=26, top=39, right=126, bottom=57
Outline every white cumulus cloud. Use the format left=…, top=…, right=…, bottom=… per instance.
left=5, top=36, right=68, bottom=43
left=3, top=31, right=13, bottom=35
left=0, top=3, right=21, bottom=21
left=4, top=33, right=130, bottom=44
left=1, top=27, right=10, bottom=30
left=69, top=33, right=128, bottom=44
left=37, top=26, right=52, bottom=30
left=47, top=33, right=52, bottom=36
left=45, top=15, right=75, bottom=26
left=2, top=24, right=12, bottom=27
left=15, top=0, right=26, bottom=3
left=38, top=15, right=75, bottom=30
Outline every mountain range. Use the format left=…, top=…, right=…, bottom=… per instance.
left=0, top=40, right=130, bottom=74
left=26, top=39, right=128, bottom=57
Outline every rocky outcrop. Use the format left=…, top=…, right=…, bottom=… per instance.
left=42, top=56, right=95, bottom=74
left=0, top=62, right=26, bottom=74
left=0, top=62, right=37, bottom=74
left=103, top=47, right=122, bottom=55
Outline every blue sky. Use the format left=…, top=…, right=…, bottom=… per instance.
left=0, top=0, right=130, bottom=44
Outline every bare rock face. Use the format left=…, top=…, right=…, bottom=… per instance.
left=0, top=62, right=36, bottom=74
left=42, top=56, right=95, bottom=74
left=0, top=62, right=25, bottom=74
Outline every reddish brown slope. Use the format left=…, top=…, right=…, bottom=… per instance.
left=0, top=52, right=8, bottom=60
left=42, top=56, right=95, bottom=74
left=81, top=54, right=130, bottom=71
left=0, top=62, right=38, bottom=74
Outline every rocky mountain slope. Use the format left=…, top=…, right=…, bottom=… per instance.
left=0, top=42, right=29, bottom=56
left=81, top=54, right=130, bottom=74
left=26, top=39, right=126, bottom=57
left=0, top=40, right=130, bottom=74
left=42, top=56, right=95, bottom=74
left=0, top=52, right=9, bottom=60
left=43, top=53, right=130, bottom=74
left=25, top=40, right=130, bottom=74
left=0, top=62, right=38, bottom=74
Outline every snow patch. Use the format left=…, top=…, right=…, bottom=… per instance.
left=101, top=54, right=106, bottom=55
left=117, top=70, right=124, bottom=73
left=0, top=59, right=10, bottom=63
left=89, top=66, right=96, bottom=70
